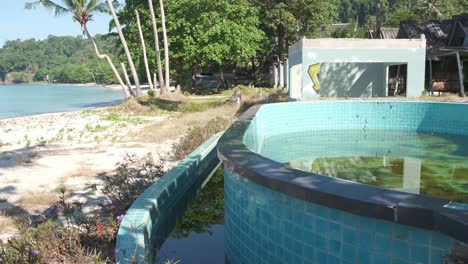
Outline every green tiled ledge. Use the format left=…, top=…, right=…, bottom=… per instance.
left=116, top=132, right=223, bottom=264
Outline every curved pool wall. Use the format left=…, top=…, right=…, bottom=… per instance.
left=116, top=133, right=222, bottom=264
left=218, top=101, right=468, bottom=264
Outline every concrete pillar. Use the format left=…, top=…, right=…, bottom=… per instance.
left=403, top=157, right=421, bottom=194
left=284, top=59, right=289, bottom=91
left=406, top=62, right=425, bottom=97
left=279, top=62, right=284, bottom=89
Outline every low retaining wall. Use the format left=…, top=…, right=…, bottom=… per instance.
left=116, top=132, right=223, bottom=263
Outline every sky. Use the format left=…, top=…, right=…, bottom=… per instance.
left=0, top=0, right=122, bottom=47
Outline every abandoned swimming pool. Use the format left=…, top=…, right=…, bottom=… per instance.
left=218, top=101, right=468, bottom=264
left=117, top=101, right=467, bottom=264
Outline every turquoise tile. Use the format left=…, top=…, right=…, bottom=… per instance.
left=358, top=216, right=375, bottom=232
left=410, top=228, right=430, bottom=246
left=431, top=233, right=451, bottom=250
left=374, top=234, right=391, bottom=254
left=304, top=245, right=314, bottom=260
left=315, top=250, right=327, bottom=264
left=373, top=254, right=391, bottom=264
left=329, top=240, right=342, bottom=256
left=358, top=249, right=373, bottom=264
left=329, top=222, right=342, bottom=241
left=342, top=243, right=356, bottom=261
left=392, top=240, right=409, bottom=259
left=315, top=235, right=328, bottom=251
left=375, top=220, right=393, bottom=235
left=328, top=254, right=341, bottom=264
left=358, top=231, right=373, bottom=250
left=393, top=225, right=410, bottom=241
left=411, top=245, right=429, bottom=264
left=317, top=218, right=329, bottom=235
left=343, top=227, right=356, bottom=245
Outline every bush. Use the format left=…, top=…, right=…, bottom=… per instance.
left=147, top=89, right=156, bottom=97
left=0, top=153, right=167, bottom=263
left=172, top=117, right=232, bottom=160
left=6, top=72, right=34, bottom=83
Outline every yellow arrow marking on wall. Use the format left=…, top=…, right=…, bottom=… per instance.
left=308, top=63, right=321, bottom=93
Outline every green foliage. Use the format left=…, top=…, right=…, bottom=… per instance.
left=171, top=117, right=231, bottom=160
left=147, top=89, right=156, bottom=97
left=0, top=221, right=105, bottom=264
left=7, top=72, right=34, bottom=83
left=101, top=153, right=166, bottom=213
left=331, top=23, right=366, bottom=38
left=0, top=35, right=120, bottom=83
left=171, top=166, right=224, bottom=238
left=117, top=0, right=266, bottom=86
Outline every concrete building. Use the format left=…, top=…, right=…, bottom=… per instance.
left=288, top=38, right=426, bottom=100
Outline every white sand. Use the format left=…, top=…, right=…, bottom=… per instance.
left=0, top=109, right=175, bottom=240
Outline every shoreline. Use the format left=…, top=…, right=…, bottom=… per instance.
left=0, top=105, right=172, bottom=241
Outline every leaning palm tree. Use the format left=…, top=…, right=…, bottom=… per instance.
left=106, top=0, right=142, bottom=97
left=159, top=0, right=170, bottom=94
left=25, top=0, right=133, bottom=98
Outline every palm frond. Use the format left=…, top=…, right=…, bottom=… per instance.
left=25, top=0, right=71, bottom=16
left=93, top=0, right=119, bottom=14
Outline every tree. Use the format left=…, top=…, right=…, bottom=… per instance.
left=135, top=10, right=154, bottom=90
left=254, top=0, right=338, bottom=60
left=106, top=0, right=142, bottom=97
left=148, top=0, right=165, bottom=92
left=25, top=0, right=133, bottom=98
left=116, top=0, right=265, bottom=87
left=159, top=0, right=170, bottom=93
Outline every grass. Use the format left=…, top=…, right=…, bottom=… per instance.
left=85, top=124, right=109, bottom=133
left=101, top=112, right=146, bottom=125
left=17, top=191, right=59, bottom=209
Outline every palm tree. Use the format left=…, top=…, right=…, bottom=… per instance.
left=106, top=0, right=142, bottom=97
left=135, top=10, right=154, bottom=90
left=25, top=0, right=133, bottom=98
left=148, top=0, right=166, bottom=93
left=159, top=0, right=170, bottom=94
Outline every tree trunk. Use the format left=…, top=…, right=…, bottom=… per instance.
left=148, top=0, right=166, bottom=93
left=135, top=10, right=154, bottom=90
left=82, top=24, right=132, bottom=98
left=277, top=24, right=285, bottom=60
left=159, top=0, right=170, bottom=92
left=120, top=62, right=134, bottom=96
left=106, top=0, right=142, bottom=97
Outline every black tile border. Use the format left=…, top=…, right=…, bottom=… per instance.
left=217, top=104, right=468, bottom=244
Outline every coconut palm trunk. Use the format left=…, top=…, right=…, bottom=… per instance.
left=135, top=10, right=154, bottom=90
left=159, top=0, right=170, bottom=93
left=25, top=0, right=133, bottom=99
left=106, top=0, right=142, bottom=97
left=82, top=25, right=132, bottom=98
left=148, top=0, right=166, bottom=93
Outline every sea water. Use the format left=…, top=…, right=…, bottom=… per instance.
left=0, top=84, right=123, bottom=119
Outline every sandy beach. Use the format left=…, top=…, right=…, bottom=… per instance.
left=0, top=108, right=175, bottom=240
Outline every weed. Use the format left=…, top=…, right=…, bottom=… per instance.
left=85, top=124, right=108, bottom=133
left=172, top=117, right=232, bottom=161
left=36, top=137, right=47, bottom=147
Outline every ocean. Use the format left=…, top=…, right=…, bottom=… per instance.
left=0, top=84, right=123, bottom=119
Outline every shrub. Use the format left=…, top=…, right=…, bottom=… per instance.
left=0, top=153, right=167, bottom=263
left=172, top=117, right=232, bottom=161
left=147, top=89, right=156, bottom=97
left=101, top=153, right=166, bottom=214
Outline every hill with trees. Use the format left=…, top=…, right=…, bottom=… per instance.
left=0, top=35, right=120, bottom=84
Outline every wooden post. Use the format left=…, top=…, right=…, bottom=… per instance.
left=429, top=58, right=434, bottom=96
left=456, top=51, right=465, bottom=97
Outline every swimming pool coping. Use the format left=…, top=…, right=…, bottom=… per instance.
left=217, top=102, right=468, bottom=244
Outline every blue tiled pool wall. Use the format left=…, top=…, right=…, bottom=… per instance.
left=243, top=101, right=468, bottom=154
left=225, top=167, right=454, bottom=264
left=116, top=133, right=222, bottom=264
